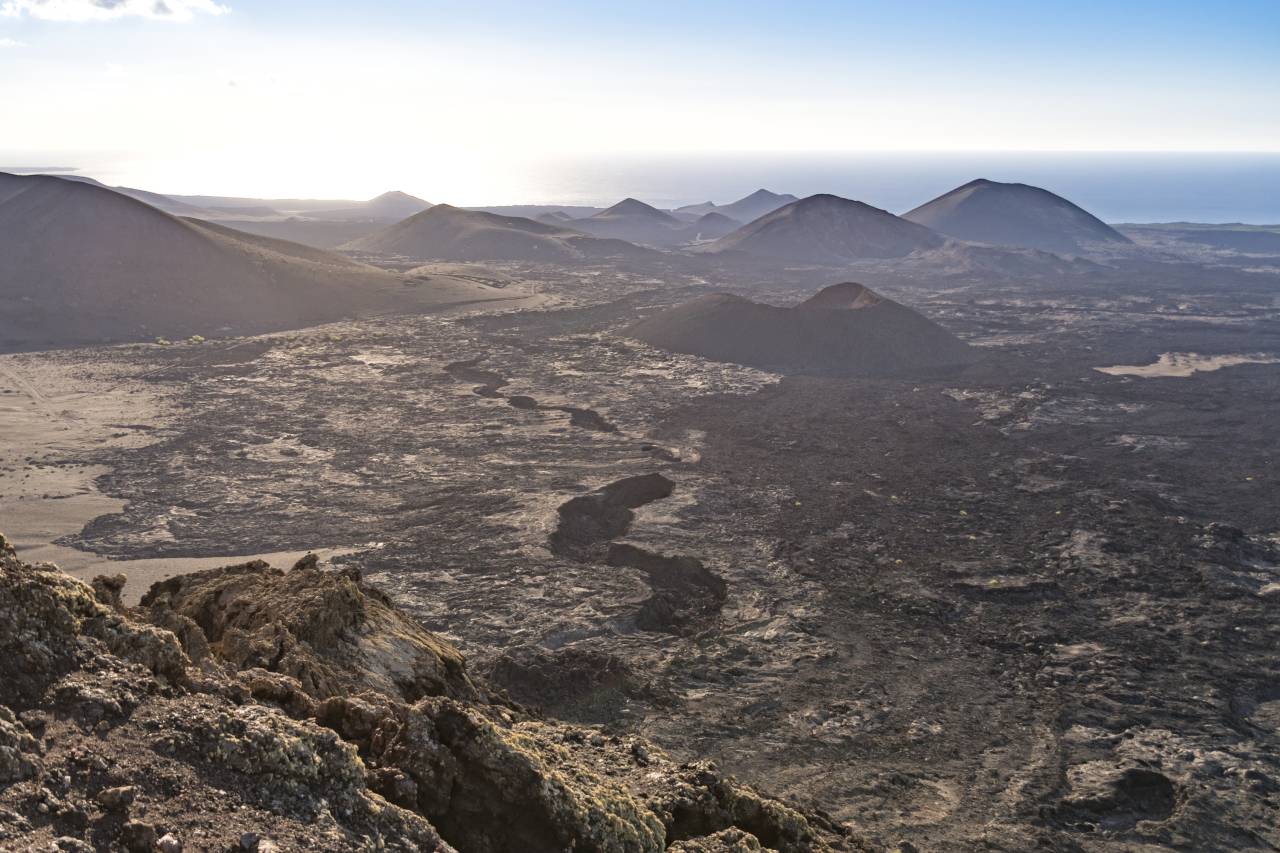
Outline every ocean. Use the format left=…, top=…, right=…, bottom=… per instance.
left=6, top=151, right=1280, bottom=224
left=518, top=152, right=1280, bottom=224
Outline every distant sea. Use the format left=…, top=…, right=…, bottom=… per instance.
left=523, top=152, right=1280, bottom=224
left=6, top=151, right=1280, bottom=224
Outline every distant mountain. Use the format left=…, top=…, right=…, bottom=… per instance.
left=169, top=193, right=366, bottom=213
left=702, top=194, right=944, bottom=263
left=53, top=175, right=213, bottom=217
left=535, top=211, right=576, bottom=226
left=626, top=282, right=978, bottom=376
left=686, top=212, right=741, bottom=240
left=202, top=218, right=385, bottom=250
left=600, top=197, right=680, bottom=222
left=365, top=190, right=433, bottom=219
left=677, top=189, right=799, bottom=224
left=903, top=178, right=1131, bottom=254
left=675, top=200, right=715, bottom=215
left=1118, top=223, right=1280, bottom=255
left=720, top=189, right=800, bottom=222
left=307, top=190, right=432, bottom=222
left=568, top=198, right=687, bottom=246
left=50, top=178, right=431, bottom=223
left=471, top=205, right=603, bottom=220
left=0, top=173, right=491, bottom=350
left=343, top=203, right=654, bottom=262
left=207, top=205, right=283, bottom=218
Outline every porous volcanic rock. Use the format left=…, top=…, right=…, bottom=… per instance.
left=140, top=556, right=480, bottom=704
left=0, top=534, right=857, bottom=851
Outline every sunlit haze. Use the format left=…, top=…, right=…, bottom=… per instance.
left=2, top=0, right=1279, bottom=204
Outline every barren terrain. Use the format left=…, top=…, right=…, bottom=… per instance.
left=4, top=247, right=1280, bottom=850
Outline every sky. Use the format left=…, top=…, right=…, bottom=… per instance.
left=1, top=0, right=1278, bottom=204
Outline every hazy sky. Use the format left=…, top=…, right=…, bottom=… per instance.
left=1, top=0, right=1278, bottom=201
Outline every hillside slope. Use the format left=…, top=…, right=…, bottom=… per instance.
left=904, top=178, right=1131, bottom=253
left=306, top=190, right=433, bottom=221
left=703, top=194, right=944, bottom=263
left=626, top=282, right=978, bottom=376
left=679, top=189, right=800, bottom=223
left=0, top=173, right=491, bottom=349
left=568, top=198, right=688, bottom=246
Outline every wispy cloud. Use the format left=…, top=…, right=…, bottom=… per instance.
left=0, top=36, right=26, bottom=45
left=1, top=0, right=228, bottom=22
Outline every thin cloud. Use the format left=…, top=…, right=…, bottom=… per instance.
left=0, top=36, right=27, bottom=45
left=1, top=0, right=228, bottom=21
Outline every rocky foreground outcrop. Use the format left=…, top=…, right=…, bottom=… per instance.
left=0, top=533, right=860, bottom=852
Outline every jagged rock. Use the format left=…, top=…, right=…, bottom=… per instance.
left=0, top=706, right=39, bottom=784
left=179, top=702, right=370, bottom=819
left=485, top=645, right=671, bottom=723
left=317, top=693, right=831, bottom=853
left=668, top=828, right=768, bottom=852
left=91, top=573, right=127, bottom=610
left=120, top=820, right=157, bottom=851
left=0, top=536, right=851, bottom=852
left=0, top=533, right=189, bottom=711
left=96, top=784, right=139, bottom=810
left=239, top=667, right=319, bottom=719
left=140, top=558, right=479, bottom=703
left=151, top=692, right=454, bottom=851
left=239, top=832, right=280, bottom=851
left=0, top=545, right=458, bottom=851
left=50, top=662, right=161, bottom=728
left=146, top=607, right=213, bottom=667
left=646, top=762, right=819, bottom=852
left=319, top=693, right=669, bottom=852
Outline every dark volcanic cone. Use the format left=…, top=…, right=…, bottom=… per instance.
left=344, top=203, right=652, bottom=261
left=702, top=194, right=944, bottom=263
left=904, top=178, right=1131, bottom=254
left=626, top=282, right=979, bottom=376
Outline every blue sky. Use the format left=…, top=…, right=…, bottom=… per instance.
left=1, top=0, right=1277, bottom=199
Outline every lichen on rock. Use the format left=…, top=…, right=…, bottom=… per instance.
left=0, top=706, right=39, bottom=785
left=0, top=535, right=853, bottom=851
left=139, top=556, right=480, bottom=703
